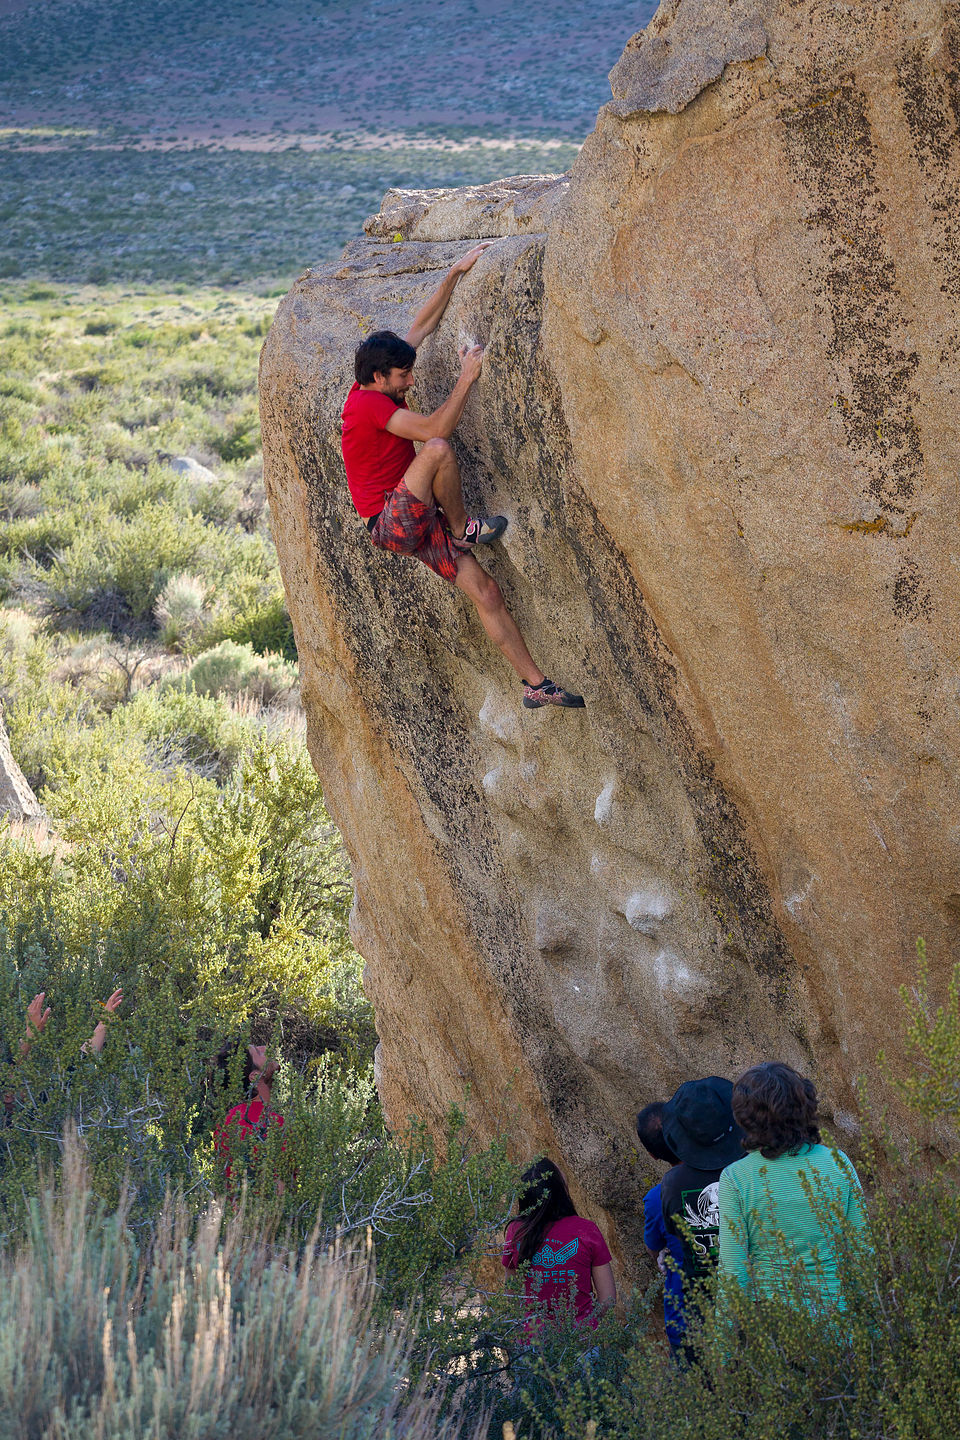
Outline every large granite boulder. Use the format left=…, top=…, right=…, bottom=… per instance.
left=260, top=0, right=960, bottom=1267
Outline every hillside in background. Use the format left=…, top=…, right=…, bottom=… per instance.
left=0, top=0, right=657, bottom=286
left=1, top=0, right=656, bottom=140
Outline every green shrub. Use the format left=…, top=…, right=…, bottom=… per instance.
left=46, top=502, right=209, bottom=620
left=215, top=412, right=260, bottom=462
left=209, top=587, right=297, bottom=661
left=119, top=683, right=252, bottom=776
left=0, top=557, right=17, bottom=603
left=171, top=638, right=297, bottom=703
left=883, top=936, right=960, bottom=1122
left=0, top=510, right=78, bottom=563
left=0, top=286, right=282, bottom=643
left=0, top=480, right=43, bottom=520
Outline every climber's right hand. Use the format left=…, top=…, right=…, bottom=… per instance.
left=458, top=343, right=484, bottom=384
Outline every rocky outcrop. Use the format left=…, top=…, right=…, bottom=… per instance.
left=260, top=0, right=960, bottom=1267
left=0, top=704, right=43, bottom=822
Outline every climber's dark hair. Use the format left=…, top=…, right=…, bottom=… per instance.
left=355, top=330, right=417, bottom=385
left=636, top=1101, right=678, bottom=1164
left=732, top=1062, right=821, bottom=1160
left=512, top=1158, right=578, bottom=1264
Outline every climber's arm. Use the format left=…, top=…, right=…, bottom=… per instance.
left=385, top=346, right=483, bottom=441
left=404, top=243, right=490, bottom=348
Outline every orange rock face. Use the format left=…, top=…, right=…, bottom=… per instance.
left=260, top=1, right=960, bottom=1267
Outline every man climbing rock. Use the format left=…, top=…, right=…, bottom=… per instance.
left=340, top=243, right=584, bottom=711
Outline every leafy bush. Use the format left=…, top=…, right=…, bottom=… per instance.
left=0, top=288, right=285, bottom=641
left=170, top=638, right=297, bottom=703
left=46, top=501, right=208, bottom=621
left=119, top=683, right=253, bottom=777
left=0, top=606, right=376, bottom=1232
left=0, top=509, right=78, bottom=564
left=209, top=586, right=297, bottom=661
left=215, top=411, right=261, bottom=462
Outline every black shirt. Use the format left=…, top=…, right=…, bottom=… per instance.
left=660, top=1162, right=726, bottom=1281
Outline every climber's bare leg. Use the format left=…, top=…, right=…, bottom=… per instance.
left=403, top=438, right=468, bottom=538
left=454, top=553, right=546, bottom=685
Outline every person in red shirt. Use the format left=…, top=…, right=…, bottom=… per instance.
left=502, top=1158, right=616, bottom=1335
left=213, top=1043, right=285, bottom=1192
left=341, top=243, right=585, bottom=711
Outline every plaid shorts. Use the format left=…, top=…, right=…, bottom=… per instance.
left=368, top=479, right=461, bottom=583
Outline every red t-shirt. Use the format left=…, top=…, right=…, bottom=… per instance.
left=341, top=382, right=416, bottom=518
left=502, top=1215, right=613, bottom=1331
left=214, top=1098, right=284, bottom=1185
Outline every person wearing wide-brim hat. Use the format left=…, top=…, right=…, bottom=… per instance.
left=658, top=1077, right=746, bottom=1303
left=662, top=1076, right=745, bottom=1170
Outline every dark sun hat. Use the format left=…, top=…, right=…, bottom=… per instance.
left=661, top=1076, right=745, bottom=1169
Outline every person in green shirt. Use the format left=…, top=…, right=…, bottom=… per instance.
left=718, top=1062, right=869, bottom=1312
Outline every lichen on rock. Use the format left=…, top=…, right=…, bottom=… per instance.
left=260, top=0, right=960, bottom=1268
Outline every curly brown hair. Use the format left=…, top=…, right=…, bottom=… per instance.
left=732, top=1062, right=821, bottom=1159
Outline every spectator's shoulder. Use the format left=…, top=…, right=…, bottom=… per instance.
left=815, top=1143, right=860, bottom=1183
left=720, top=1152, right=754, bottom=1187
left=580, top=1218, right=613, bottom=1263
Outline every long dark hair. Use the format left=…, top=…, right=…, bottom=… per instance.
left=732, top=1062, right=821, bottom=1159
left=513, top=1159, right=578, bottom=1264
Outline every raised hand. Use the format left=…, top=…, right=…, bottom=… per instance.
left=101, top=988, right=123, bottom=1015
left=21, top=992, right=52, bottom=1055
left=406, top=244, right=494, bottom=349
left=85, top=987, right=123, bottom=1056
left=458, top=343, right=484, bottom=385
left=450, top=242, right=492, bottom=275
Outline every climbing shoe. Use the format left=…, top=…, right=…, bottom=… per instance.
left=522, top=679, right=586, bottom=710
left=452, top=514, right=508, bottom=550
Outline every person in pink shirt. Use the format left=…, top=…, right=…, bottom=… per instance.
left=503, top=1159, right=616, bottom=1334
left=213, top=1042, right=285, bottom=1192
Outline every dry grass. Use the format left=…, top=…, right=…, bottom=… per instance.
left=0, top=1133, right=492, bottom=1440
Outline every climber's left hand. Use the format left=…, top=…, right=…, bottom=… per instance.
left=450, top=242, right=492, bottom=276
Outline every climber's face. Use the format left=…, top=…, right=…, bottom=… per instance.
left=375, top=365, right=415, bottom=403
